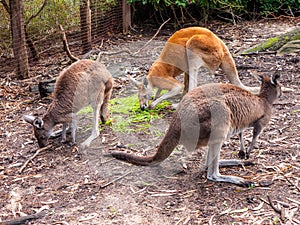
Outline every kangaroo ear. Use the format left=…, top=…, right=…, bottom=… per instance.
left=252, top=74, right=264, bottom=83
left=23, top=115, right=36, bottom=125
left=272, top=73, right=280, bottom=85
left=249, top=70, right=263, bottom=83
left=23, top=115, right=44, bottom=128
left=128, top=75, right=142, bottom=87
left=33, top=118, right=44, bottom=129
left=142, top=77, right=149, bottom=87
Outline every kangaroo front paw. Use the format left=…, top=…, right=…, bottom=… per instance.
left=238, top=150, right=246, bottom=159
left=245, top=152, right=250, bottom=160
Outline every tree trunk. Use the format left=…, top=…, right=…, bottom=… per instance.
left=80, top=0, right=92, bottom=54
left=122, top=0, right=131, bottom=33
left=9, top=0, right=29, bottom=79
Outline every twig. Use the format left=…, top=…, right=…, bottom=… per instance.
left=286, top=197, right=300, bottom=205
left=96, top=49, right=134, bottom=61
left=135, top=18, right=171, bottom=54
left=267, top=195, right=281, bottom=214
left=19, top=145, right=52, bottom=173
left=0, top=211, right=45, bottom=225
left=58, top=24, right=79, bottom=62
left=96, top=18, right=170, bottom=60
left=21, top=75, right=43, bottom=82
left=100, top=171, right=131, bottom=189
left=25, top=0, right=47, bottom=26
left=281, top=173, right=300, bottom=192
left=209, top=214, right=215, bottom=225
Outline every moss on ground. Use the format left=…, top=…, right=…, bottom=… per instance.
left=108, top=94, right=172, bottom=133
left=78, top=94, right=172, bottom=133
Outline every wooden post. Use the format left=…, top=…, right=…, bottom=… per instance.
left=122, top=0, right=131, bottom=33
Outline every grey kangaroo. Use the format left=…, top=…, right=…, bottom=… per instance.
left=23, top=59, right=113, bottom=148
left=112, top=74, right=281, bottom=187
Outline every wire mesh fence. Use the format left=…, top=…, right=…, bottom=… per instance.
left=0, top=0, right=128, bottom=77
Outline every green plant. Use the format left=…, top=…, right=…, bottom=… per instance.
left=273, top=216, right=280, bottom=224
left=109, top=94, right=172, bottom=133
left=77, top=93, right=171, bottom=133
left=129, top=0, right=300, bottom=22
left=259, top=0, right=300, bottom=16
left=24, top=0, right=80, bottom=35
left=292, top=109, right=300, bottom=114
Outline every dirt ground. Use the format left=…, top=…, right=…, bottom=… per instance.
left=1, top=19, right=300, bottom=225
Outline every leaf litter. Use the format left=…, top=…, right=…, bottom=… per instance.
left=0, top=18, right=300, bottom=224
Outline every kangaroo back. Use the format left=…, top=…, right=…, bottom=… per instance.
left=54, top=59, right=112, bottom=114
left=23, top=59, right=113, bottom=148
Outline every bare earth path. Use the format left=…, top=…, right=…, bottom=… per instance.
left=0, top=19, right=299, bottom=224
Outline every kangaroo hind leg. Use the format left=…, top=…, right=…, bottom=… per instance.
left=206, top=143, right=253, bottom=187
left=186, top=36, right=219, bottom=91
left=81, top=91, right=104, bottom=148
left=100, top=80, right=113, bottom=123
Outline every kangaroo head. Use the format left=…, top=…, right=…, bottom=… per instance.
left=23, top=115, right=51, bottom=148
left=129, top=75, right=152, bottom=110
left=257, top=73, right=282, bottom=102
left=271, top=73, right=282, bottom=98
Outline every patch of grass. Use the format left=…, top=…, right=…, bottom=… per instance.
left=78, top=106, right=93, bottom=115
left=109, top=94, right=172, bottom=133
left=76, top=94, right=173, bottom=133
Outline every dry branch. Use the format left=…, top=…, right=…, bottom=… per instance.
left=135, top=18, right=171, bottom=54
left=25, top=0, right=47, bottom=27
left=19, top=145, right=52, bottom=173
left=96, top=18, right=170, bottom=60
left=281, top=173, right=300, bottom=192
left=0, top=211, right=45, bottom=225
left=58, top=24, right=79, bottom=62
left=100, top=171, right=131, bottom=189
left=267, top=195, right=281, bottom=214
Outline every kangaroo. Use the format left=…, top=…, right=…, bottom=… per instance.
left=23, top=59, right=113, bottom=148
left=130, top=27, right=261, bottom=110
left=112, top=73, right=281, bottom=186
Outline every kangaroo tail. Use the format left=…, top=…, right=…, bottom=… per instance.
left=112, top=113, right=181, bottom=166
left=111, top=151, right=156, bottom=166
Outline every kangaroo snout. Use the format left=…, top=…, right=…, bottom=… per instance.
left=37, top=139, right=47, bottom=148
left=140, top=103, right=149, bottom=111
left=139, top=98, right=149, bottom=111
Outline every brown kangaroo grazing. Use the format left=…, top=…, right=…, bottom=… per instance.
left=23, top=59, right=113, bottom=148
left=130, top=27, right=260, bottom=110
left=112, top=74, right=281, bottom=187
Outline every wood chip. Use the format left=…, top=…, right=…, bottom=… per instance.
left=252, top=202, right=264, bottom=211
